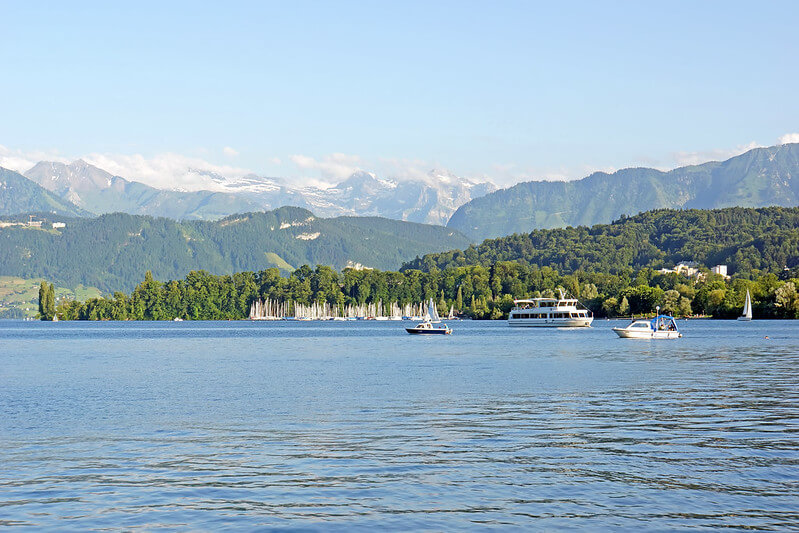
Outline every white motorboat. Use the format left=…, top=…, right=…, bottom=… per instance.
left=613, top=314, right=682, bottom=339
left=738, top=289, right=753, bottom=321
left=406, top=298, right=452, bottom=334
left=508, top=290, right=593, bottom=327
left=405, top=321, right=452, bottom=335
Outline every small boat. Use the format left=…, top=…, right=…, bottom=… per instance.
left=406, top=299, right=452, bottom=334
left=405, top=321, right=452, bottom=335
left=738, top=289, right=753, bottom=321
left=613, top=311, right=682, bottom=339
left=173, top=317, right=184, bottom=322
left=446, top=305, right=461, bottom=320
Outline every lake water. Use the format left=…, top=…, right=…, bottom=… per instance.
left=1, top=319, right=797, bottom=530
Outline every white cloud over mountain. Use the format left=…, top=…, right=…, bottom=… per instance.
left=289, top=153, right=363, bottom=185
left=671, top=141, right=763, bottom=167
left=779, top=133, right=799, bottom=145
left=81, top=152, right=255, bottom=191
left=0, top=145, right=68, bottom=174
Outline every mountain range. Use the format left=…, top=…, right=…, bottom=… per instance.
left=447, top=143, right=799, bottom=241
left=2, top=143, right=799, bottom=241
left=18, top=161, right=495, bottom=225
left=0, top=207, right=471, bottom=292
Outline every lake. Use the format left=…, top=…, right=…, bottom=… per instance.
left=1, top=319, right=797, bottom=530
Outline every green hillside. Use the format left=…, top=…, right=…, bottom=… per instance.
left=405, top=206, right=799, bottom=276
left=0, top=168, right=90, bottom=217
left=0, top=207, right=472, bottom=292
left=448, top=144, right=799, bottom=240
left=0, top=276, right=101, bottom=318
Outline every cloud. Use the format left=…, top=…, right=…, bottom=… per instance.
left=0, top=145, right=69, bottom=173
left=81, top=152, right=254, bottom=191
left=487, top=161, right=611, bottom=185
left=288, top=153, right=364, bottom=184
left=285, top=153, right=489, bottom=189
left=778, top=133, right=799, bottom=145
left=671, top=141, right=762, bottom=167
left=222, top=146, right=239, bottom=157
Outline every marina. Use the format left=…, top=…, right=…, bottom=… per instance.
left=249, top=298, right=449, bottom=321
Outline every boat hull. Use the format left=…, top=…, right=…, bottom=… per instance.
left=612, top=328, right=682, bottom=339
left=405, top=327, right=451, bottom=335
left=737, top=317, right=752, bottom=321
left=508, top=317, right=593, bottom=327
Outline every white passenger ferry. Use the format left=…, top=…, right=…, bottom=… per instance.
left=508, top=291, right=593, bottom=327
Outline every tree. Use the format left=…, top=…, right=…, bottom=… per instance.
left=38, top=281, right=48, bottom=319
left=618, top=296, right=630, bottom=316
left=38, top=281, right=55, bottom=320
left=602, top=297, right=618, bottom=317
left=775, top=282, right=799, bottom=318
left=660, top=290, right=681, bottom=316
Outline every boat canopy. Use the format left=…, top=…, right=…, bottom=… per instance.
left=649, top=315, right=680, bottom=332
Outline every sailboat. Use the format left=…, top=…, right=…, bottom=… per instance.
left=447, top=305, right=459, bottom=320
left=738, top=289, right=753, bottom=321
left=428, top=298, right=441, bottom=323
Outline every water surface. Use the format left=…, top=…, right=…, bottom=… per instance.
left=1, top=320, right=797, bottom=530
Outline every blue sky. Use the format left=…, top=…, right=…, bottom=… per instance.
left=1, top=1, right=797, bottom=187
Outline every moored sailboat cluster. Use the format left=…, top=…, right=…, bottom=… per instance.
left=249, top=298, right=454, bottom=321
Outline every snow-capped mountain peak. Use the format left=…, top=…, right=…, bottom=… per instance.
left=20, top=159, right=497, bottom=226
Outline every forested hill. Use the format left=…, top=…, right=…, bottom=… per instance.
left=447, top=143, right=799, bottom=241
left=404, top=206, right=799, bottom=276
left=0, top=207, right=471, bottom=292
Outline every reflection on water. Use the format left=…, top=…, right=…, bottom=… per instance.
left=1, top=320, right=797, bottom=529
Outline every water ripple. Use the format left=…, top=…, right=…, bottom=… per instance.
left=1, top=320, right=798, bottom=529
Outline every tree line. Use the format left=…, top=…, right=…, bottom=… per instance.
left=48, top=262, right=799, bottom=321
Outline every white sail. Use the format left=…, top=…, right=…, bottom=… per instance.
left=448, top=305, right=455, bottom=319
left=428, top=298, right=441, bottom=322
left=738, top=289, right=753, bottom=321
